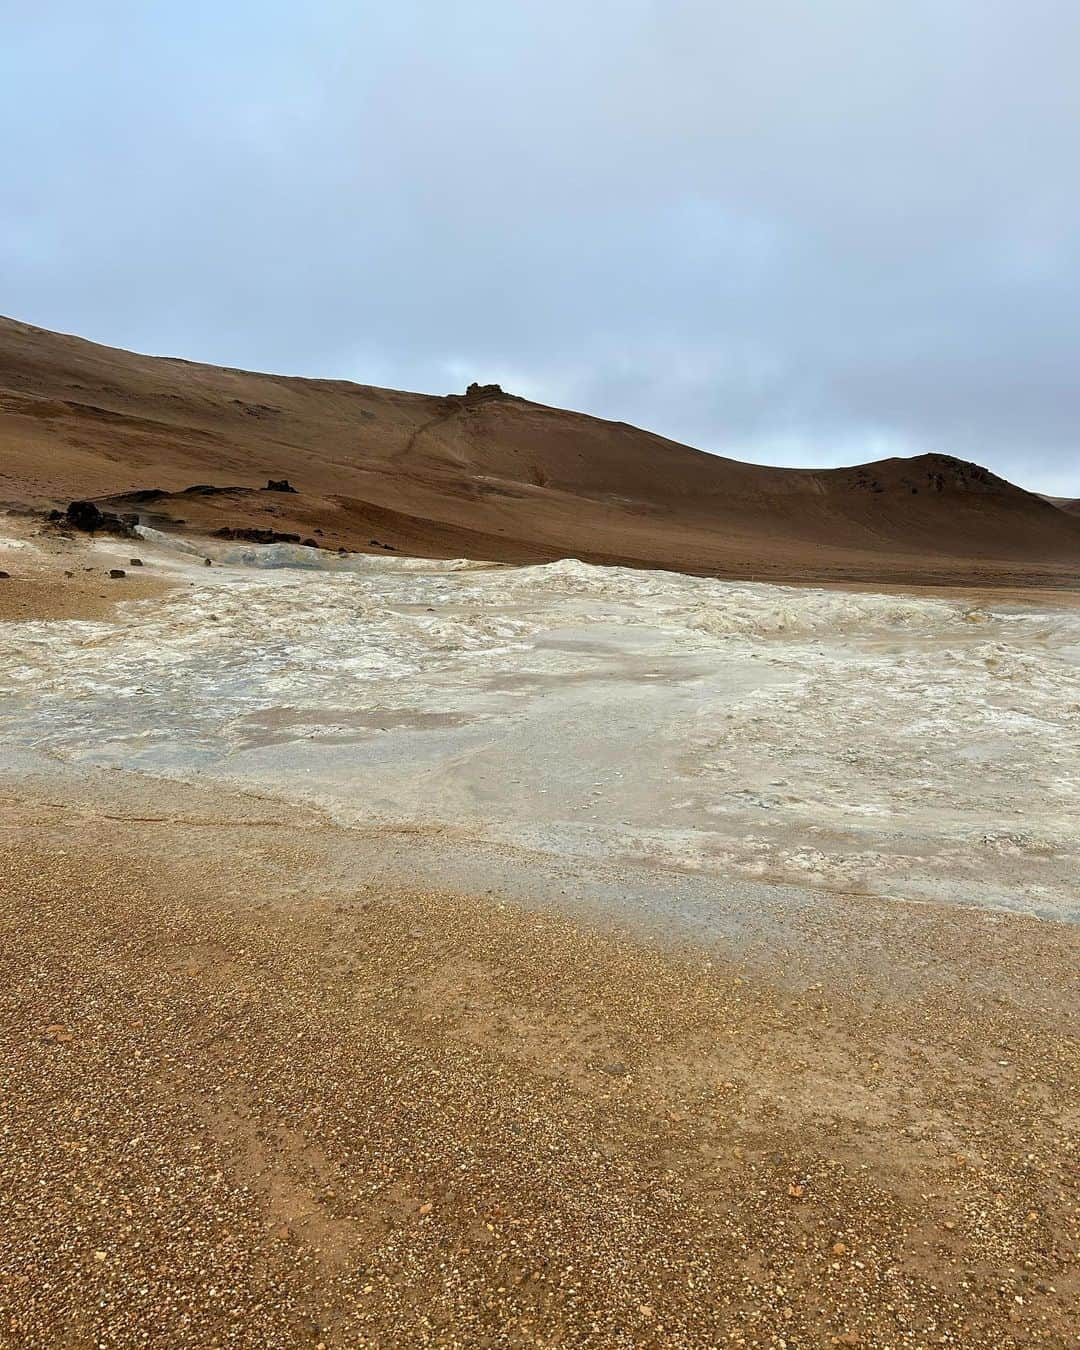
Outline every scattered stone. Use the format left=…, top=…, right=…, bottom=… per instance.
left=0, top=571, right=9, bottom=580
left=109, top=569, right=126, bottom=579
left=264, top=479, right=297, bottom=493
left=598, top=1061, right=629, bottom=1078
left=204, top=558, right=213, bottom=567
left=129, top=558, right=144, bottom=566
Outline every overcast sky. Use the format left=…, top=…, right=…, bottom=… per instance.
left=3, top=2, right=1080, bottom=494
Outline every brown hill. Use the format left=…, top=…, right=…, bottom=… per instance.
left=2, top=314, right=1079, bottom=586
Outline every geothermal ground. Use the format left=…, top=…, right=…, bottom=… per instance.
left=0, top=519, right=1077, bottom=1347
left=3, top=525, right=1079, bottom=921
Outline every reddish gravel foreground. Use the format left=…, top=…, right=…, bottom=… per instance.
left=0, top=778, right=1076, bottom=1348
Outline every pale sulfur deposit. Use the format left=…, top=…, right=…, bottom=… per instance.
left=2, top=530, right=1077, bottom=918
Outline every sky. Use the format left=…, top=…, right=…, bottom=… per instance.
left=3, top=1, right=1079, bottom=495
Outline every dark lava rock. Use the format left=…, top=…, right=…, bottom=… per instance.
left=0, top=571, right=10, bottom=580
left=231, top=399, right=277, bottom=419
left=264, top=479, right=297, bottom=493
left=120, top=488, right=168, bottom=503
left=61, top=501, right=139, bottom=538
left=129, top=557, right=144, bottom=566
left=109, top=569, right=126, bottom=579
left=463, top=381, right=508, bottom=402
left=301, top=537, right=319, bottom=548
left=65, top=500, right=103, bottom=530
left=182, top=484, right=237, bottom=496
left=214, top=527, right=302, bottom=544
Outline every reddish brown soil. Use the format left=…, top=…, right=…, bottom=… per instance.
left=3, top=314, right=1080, bottom=586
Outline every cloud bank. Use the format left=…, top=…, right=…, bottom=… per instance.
left=3, top=1, right=1079, bottom=493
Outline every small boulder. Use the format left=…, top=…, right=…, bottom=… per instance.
left=597, top=1061, right=629, bottom=1078
left=109, top=569, right=126, bottom=579
left=264, top=479, right=297, bottom=493
left=129, top=557, right=144, bottom=567
left=0, top=571, right=10, bottom=580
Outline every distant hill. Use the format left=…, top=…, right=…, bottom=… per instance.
left=3, top=314, right=1079, bottom=586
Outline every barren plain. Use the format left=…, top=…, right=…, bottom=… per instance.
left=0, top=519, right=1076, bottom=1347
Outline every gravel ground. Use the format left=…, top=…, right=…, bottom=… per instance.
left=0, top=783, right=1076, bottom=1347
left=0, top=527, right=172, bottom=623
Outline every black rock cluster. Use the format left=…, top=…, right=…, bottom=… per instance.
left=49, top=501, right=139, bottom=538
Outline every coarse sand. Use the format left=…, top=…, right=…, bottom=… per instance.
left=0, top=772, right=1075, bottom=1347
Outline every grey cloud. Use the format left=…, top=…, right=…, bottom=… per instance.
left=2, top=0, right=1079, bottom=493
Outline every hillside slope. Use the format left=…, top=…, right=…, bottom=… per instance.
left=2, top=314, right=1079, bottom=585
